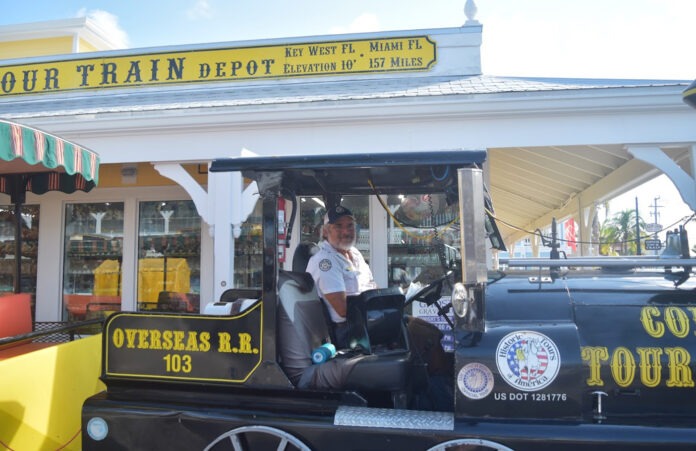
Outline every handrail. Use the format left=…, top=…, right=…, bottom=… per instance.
left=0, top=318, right=104, bottom=348
left=501, top=257, right=696, bottom=268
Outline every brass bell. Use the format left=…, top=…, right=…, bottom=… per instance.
left=660, top=229, right=682, bottom=259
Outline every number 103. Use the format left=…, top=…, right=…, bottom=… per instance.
left=163, top=354, right=192, bottom=373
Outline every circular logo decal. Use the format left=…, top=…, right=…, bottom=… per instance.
left=496, top=331, right=561, bottom=392
left=457, top=362, right=494, bottom=399
left=318, top=258, right=332, bottom=271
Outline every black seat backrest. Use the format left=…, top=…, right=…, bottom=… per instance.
left=292, top=242, right=319, bottom=273
left=277, top=271, right=411, bottom=401
left=277, top=270, right=332, bottom=386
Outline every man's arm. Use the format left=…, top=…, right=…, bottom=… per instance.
left=323, top=291, right=348, bottom=318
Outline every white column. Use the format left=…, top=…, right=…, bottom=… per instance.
left=530, top=234, right=539, bottom=257
left=35, top=196, right=63, bottom=321
left=369, top=195, right=389, bottom=288
left=120, top=198, right=138, bottom=312
left=208, top=170, right=233, bottom=302
left=580, top=203, right=597, bottom=256
left=210, top=170, right=259, bottom=301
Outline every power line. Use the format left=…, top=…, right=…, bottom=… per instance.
left=490, top=210, right=696, bottom=250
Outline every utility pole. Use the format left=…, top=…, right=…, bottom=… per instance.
left=649, top=196, right=663, bottom=227
left=648, top=196, right=664, bottom=255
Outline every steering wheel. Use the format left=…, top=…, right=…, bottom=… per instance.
left=406, top=271, right=456, bottom=329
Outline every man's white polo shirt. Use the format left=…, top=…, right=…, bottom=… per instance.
left=306, top=240, right=375, bottom=323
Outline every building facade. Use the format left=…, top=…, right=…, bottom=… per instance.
left=1, top=16, right=694, bottom=321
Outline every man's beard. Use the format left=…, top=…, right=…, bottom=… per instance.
left=333, top=236, right=356, bottom=251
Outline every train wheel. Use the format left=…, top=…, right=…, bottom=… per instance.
left=204, top=425, right=311, bottom=451
left=428, top=438, right=514, bottom=451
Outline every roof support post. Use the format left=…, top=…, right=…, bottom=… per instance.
left=209, top=170, right=234, bottom=302
left=153, top=163, right=212, bottom=224
left=530, top=234, right=539, bottom=258
left=626, top=145, right=696, bottom=212
left=579, top=203, right=597, bottom=256
left=154, top=162, right=259, bottom=302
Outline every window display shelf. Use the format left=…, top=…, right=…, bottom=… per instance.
left=134, top=201, right=203, bottom=310
left=62, top=203, right=126, bottom=320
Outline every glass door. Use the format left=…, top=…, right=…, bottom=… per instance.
left=234, top=200, right=262, bottom=289
left=137, top=200, right=201, bottom=313
left=63, top=202, right=123, bottom=321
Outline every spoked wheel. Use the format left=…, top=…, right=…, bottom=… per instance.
left=427, top=438, right=514, bottom=451
left=204, top=425, right=311, bottom=451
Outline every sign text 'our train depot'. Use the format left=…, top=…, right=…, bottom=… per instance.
left=0, top=36, right=436, bottom=96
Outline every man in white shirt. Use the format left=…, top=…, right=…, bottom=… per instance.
left=306, top=205, right=376, bottom=347
left=306, top=205, right=453, bottom=410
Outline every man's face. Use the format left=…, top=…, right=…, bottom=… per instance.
left=326, top=215, right=356, bottom=251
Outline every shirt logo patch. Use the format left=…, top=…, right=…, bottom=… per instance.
left=318, top=258, right=332, bottom=272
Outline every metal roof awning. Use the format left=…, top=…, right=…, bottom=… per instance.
left=488, top=144, right=694, bottom=247
left=211, top=149, right=486, bottom=196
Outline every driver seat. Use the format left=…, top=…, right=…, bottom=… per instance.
left=277, top=269, right=412, bottom=407
left=292, top=241, right=319, bottom=273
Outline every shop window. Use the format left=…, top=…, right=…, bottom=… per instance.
left=299, top=197, right=326, bottom=244
left=137, top=200, right=201, bottom=313
left=63, top=202, right=123, bottom=321
left=0, top=205, right=39, bottom=316
left=234, top=200, right=262, bottom=289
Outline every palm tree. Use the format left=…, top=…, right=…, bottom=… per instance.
left=599, top=223, right=619, bottom=256
left=591, top=202, right=608, bottom=255
left=600, top=209, right=646, bottom=255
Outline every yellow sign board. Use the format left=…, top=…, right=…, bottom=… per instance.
left=104, top=303, right=263, bottom=384
left=0, top=36, right=436, bottom=97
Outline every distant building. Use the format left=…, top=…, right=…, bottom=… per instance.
left=0, top=17, right=122, bottom=60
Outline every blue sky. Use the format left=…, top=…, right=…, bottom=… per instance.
left=1, top=0, right=695, bottom=79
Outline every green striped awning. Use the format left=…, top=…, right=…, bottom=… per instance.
left=0, top=119, right=99, bottom=199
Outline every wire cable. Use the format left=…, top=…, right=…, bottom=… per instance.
left=487, top=208, right=696, bottom=250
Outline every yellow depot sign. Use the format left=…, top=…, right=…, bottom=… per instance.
left=0, top=36, right=436, bottom=97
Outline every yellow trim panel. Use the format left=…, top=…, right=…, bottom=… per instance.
left=104, top=302, right=264, bottom=384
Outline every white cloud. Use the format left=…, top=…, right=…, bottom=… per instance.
left=76, top=8, right=129, bottom=49
left=329, top=13, right=381, bottom=35
left=186, top=0, right=213, bottom=20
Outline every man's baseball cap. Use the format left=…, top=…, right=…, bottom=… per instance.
left=324, top=205, right=354, bottom=224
